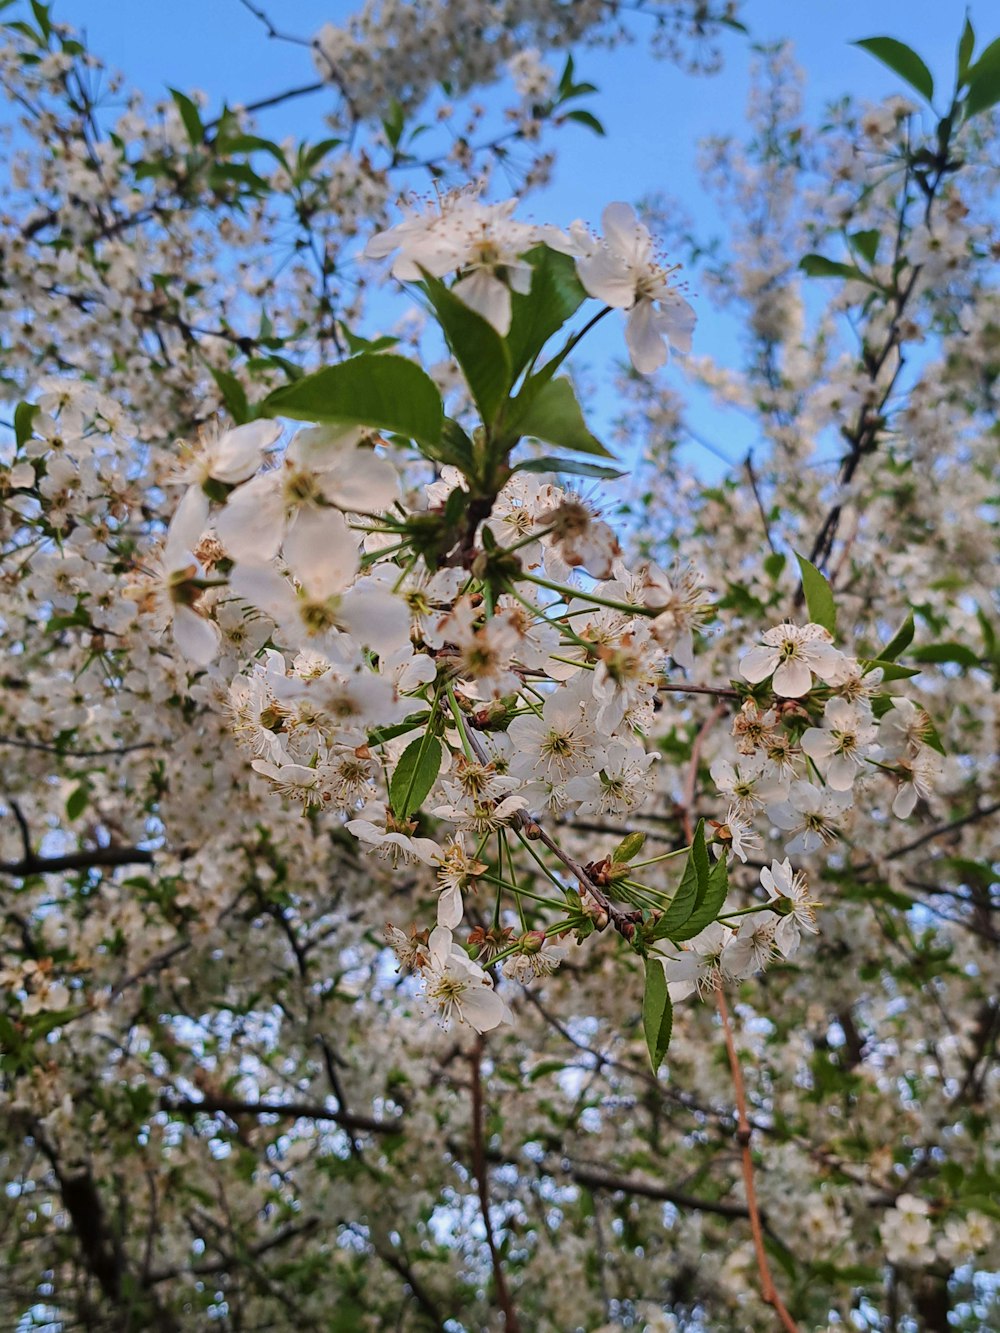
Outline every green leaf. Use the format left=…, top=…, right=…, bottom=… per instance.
left=672, top=853, right=729, bottom=942
left=847, top=229, right=880, bottom=264
left=651, top=823, right=706, bottom=939
left=794, top=552, right=837, bottom=635
left=420, top=272, right=512, bottom=426
left=922, top=712, right=947, bottom=756
left=300, top=137, right=344, bottom=174
left=66, top=783, right=89, bottom=821
left=964, top=37, right=1000, bottom=118
left=879, top=612, right=915, bottom=662
left=262, top=354, right=443, bottom=448
left=382, top=99, right=405, bottom=150
left=389, top=734, right=443, bottom=819
left=763, top=551, right=786, bottom=582
left=612, top=831, right=646, bottom=864
left=506, top=246, right=587, bottom=381
left=958, top=16, right=976, bottom=83
left=863, top=660, right=920, bottom=682
left=337, top=323, right=399, bottom=357
left=169, top=88, right=204, bottom=146
left=799, top=253, right=871, bottom=283
left=209, top=367, right=250, bottom=425
left=13, top=401, right=37, bottom=448
left=507, top=376, right=612, bottom=458
left=420, top=417, right=475, bottom=471
left=512, top=455, right=624, bottom=480
left=216, top=132, right=288, bottom=167
left=29, top=0, right=50, bottom=39
left=909, top=641, right=981, bottom=669
left=853, top=37, right=935, bottom=103
left=367, top=714, right=430, bottom=748
left=563, top=108, right=605, bottom=135
left=642, top=960, right=673, bottom=1073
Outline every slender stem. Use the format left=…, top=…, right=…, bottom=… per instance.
left=521, top=572, right=651, bottom=618
left=469, top=1038, right=522, bottom=1333
left=715, top=983, right=800, bottom=1333
left=630, top=845, right=690, bottom=870
left=659, top=681, right=741, bottom=700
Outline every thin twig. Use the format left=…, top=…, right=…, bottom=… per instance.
left=462, top=726, right=639, bottom=936
left=745, top=451, right=777, bottom=555
left=715, top=983, right=800, bottom=1333
left=469, top=1038, right=522, bottom=1333
left=160, top=1093, right=394, bottom=1138
left=0, top=736, right=156, bottom=759
left=659, top=682, right=741, bottom=700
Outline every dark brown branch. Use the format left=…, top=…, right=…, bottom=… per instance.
left=568, top=1163, right=752, bottom=1221
left=885, top=800, right=1000, bottom=862
left=160, top=1093, right=396, bottom=1138
left=0, top=736, right=156, bottom=759
left=374, top=1242, right=449, bottom=1332
left=745, top=450, right=777, bottom=555
left=148, top=1217, right=320, bottom=1283
left=0, top=846, right=155, bottom=877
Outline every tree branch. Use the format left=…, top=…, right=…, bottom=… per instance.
left=715, top=982, right=800, bottom=1333
left=159, top=1093, right=396, bottom=1138
left=469, top=1037, right=522, bottom=1333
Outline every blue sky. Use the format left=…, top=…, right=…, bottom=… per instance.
left=40, top=0, right=985, bottom=471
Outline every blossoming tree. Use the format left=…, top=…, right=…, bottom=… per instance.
left=1, top=3, right=998, bottom=1331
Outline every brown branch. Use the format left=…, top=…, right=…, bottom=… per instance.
left=715, top=982, right=800, bottom=1333
left=469, top=1037, right=522, bottom=1333
left=205, top=80, right=326, bottom=130
left=373, top=1242, right=449, bottom=1332
left=745, top=451, right=777, bottom=555
left=0, top=736, right=156, bottom=759
left=0, top=846, right=155, bottom=877
left=659, top=681, right=742, bottom=699
left=148, top=1217, right=320, bottom=1283
left=884, top=799, right=1000, bottom=862
left=568, top=1163, right=752, bottom=1221
left=160, top=1093, right=396, bottom=1138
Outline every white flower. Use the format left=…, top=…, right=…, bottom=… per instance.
left=722, top=806, right=762, bottom=864
left=721, top=911, right=779, bottom=980
left=433, top=835, right=487, bottom=929
left=366, top=191, right=541, bottom=334
left=740, top=622, right=845, bottom=698
left=759, top=858, right=820, bottom=956
left=654, top=922, right=729, bottom=1001
left=640, top=561, right=709, bottom=667
left=217, top=425, right=398, bottom=564
left=881, top=1194, right=934, bottom=1267
left=174, top=418, right=280, bottom=493
left=507, top=679, right=597, bottom=785
left=877, top=696, right=930, bottom=759
left=768, top=780, right=853, bottom=856
left=890, top=747, right=942, bottom=818
left=346, top=806, right=440, bottom=868
left=537, top=495, right=621, bottom=579
left=231, top=511, right=409, bottom=658
left=564, top=741, right=657, bottom=818
left=419, top=926, right=509, bottom=1031
left=574, top=202, right=695, bottom=374
left=710, top=755, right=785, bottom=819
left=800, top=697, right=877, bottom=790
left=124, top=487, right=221, bottom=666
